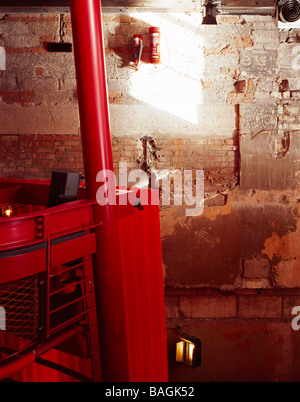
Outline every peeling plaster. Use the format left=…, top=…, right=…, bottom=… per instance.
left=162, top=187, right=300, bottom=288
left=267, top=130, right=290, bottom=160
left=263, top=205, right=300, bottom=287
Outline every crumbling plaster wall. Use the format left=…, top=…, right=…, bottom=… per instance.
left=1, top=9, right=300, bottom=381
left=156, top=14, right=300, bottom=292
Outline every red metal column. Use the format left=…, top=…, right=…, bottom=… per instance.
left=70, top=0, right=130, bottom=381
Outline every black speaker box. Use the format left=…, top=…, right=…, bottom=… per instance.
left=47, top=171, right=81, bottom=208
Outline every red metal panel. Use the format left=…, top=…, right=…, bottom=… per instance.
left=0, top=247, right=46, bottom=284
left=0, top=353, right=36, bottom=381
left=0, top=179, right=50, bottom=206
left=0, top=182, right=102, bottom=382
left=48, top=201, right=96, bottom=238
left=10, top=350, right=93, bottom=383
left=51, top=233, right=96, bottom=267
left=0, top=186, right=22, bottom=204
left=118, top=189, right=169, bottom=382
left=0, top=214, right=46, bottom=252
left=4, top=327, right=93, bottom=382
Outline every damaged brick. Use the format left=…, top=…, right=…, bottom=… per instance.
left=242, top=256, right=270, bottom=279
left=279, top=79, right=289, bottom=92
left=234, top=80, right=247, bottom=93
left=138, top=135, right=158, bottom=174
left=267, top=131, right=290, bottom=159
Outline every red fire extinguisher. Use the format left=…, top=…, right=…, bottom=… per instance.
left=149, top=27, right=160, bottom=64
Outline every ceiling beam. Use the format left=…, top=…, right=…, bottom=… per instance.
left=0, top=0, right=277, bottom=5
left=0, top=0, right=201, bottom=7
left=0, top=0, right=69, bottom=5
left=0, top=0, right=276, bottom=14
left=0, top=0, right=203, bottom=14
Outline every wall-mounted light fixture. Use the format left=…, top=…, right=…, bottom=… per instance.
left=2, top=205, right=12, bottom=217
left=167, top=325, right=201, bottom=369
left=202, top=0, right=218, bottom=25
left=176, top=335, right=201, bottom=369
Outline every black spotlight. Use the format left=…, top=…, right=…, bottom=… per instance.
left=279, top=0, right=300, bottom=23
left=202, top=0, right=217, bottom=25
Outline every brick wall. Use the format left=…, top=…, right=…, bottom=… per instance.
left=2, top=9, right=300, bottom=381
left=0, top=134, right=83, bottom=177
left=0, top=134, right=238, bottom=205
left=165, top=285, right=300, bottom=381
left=0, top=10, right=243, bottom=195
left=165, top=287, right=300, bottom=322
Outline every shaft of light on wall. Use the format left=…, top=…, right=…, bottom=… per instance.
left=127, top=11, right=205, bottom=125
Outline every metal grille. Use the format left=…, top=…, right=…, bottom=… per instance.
left=49, top=257, right=92, bottom=336
left=0, top=275, right=40, bottom=361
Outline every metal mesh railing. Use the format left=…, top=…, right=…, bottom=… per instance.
left=0, top=275, right=40, bottom=362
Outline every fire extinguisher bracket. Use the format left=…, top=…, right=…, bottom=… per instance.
left=133, top=34, right=143, bottom=67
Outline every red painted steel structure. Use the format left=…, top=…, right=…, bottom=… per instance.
left=0, top=179, right=102, bottom=382
left=70, top=0, right=168, bottom=382
left=0, top=181, right=168, bottom=382
left=0, top=0, right=168, bottom=382
left=70, top=0, right=131, bottom=381
left=117, top=189, right=169, bottom=381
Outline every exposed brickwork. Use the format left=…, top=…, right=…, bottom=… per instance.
left=1, top=11, right=300, bottom=339
left=165, top=287, right=300, bottom=323
left=0, top=90, right=34, bottom=105
left=2, top=9, right=300, bottom=381
left=0, top=134, right=84, bottom=178
left=0, top=134, right=238, bottom=199
left=3, top=15, right=58, bottom=23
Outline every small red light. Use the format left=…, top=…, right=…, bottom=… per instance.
left=2, top=206, right=13, bottom=217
